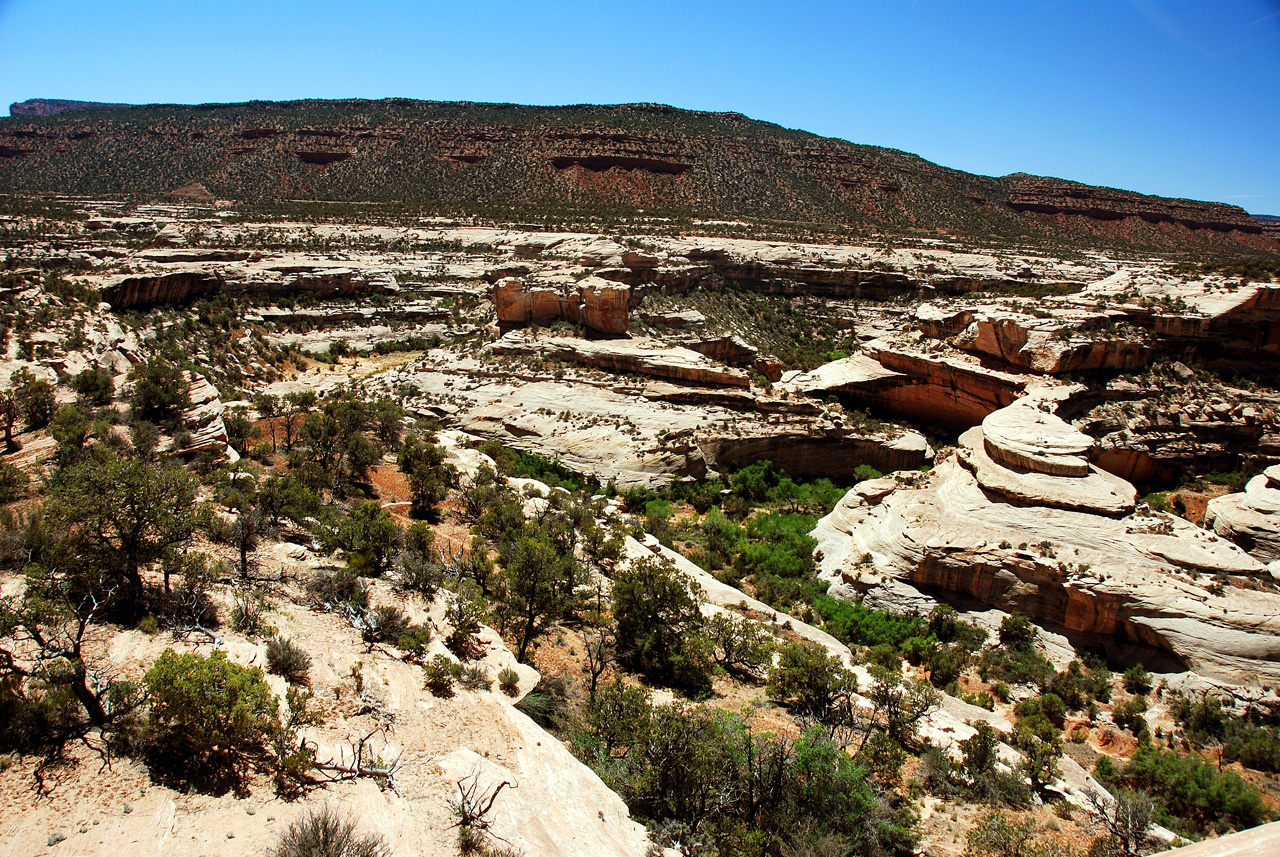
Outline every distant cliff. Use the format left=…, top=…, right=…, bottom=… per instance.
left=0, top=97, right=1273, bottom=252
left=9, top=98, right=131, bottom=117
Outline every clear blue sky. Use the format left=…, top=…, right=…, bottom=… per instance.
left=2, top=0, right=1277, bottom=214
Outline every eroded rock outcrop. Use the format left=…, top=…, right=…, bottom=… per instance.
left=101, top=263, right=397, bottom=309
left=958, top=395, right=1137, bottom=516
left=785, top=344, right=1028, bottom=430
left=917, top=304, right=1151, bottom=374
left=488, top=331, right=748, bottom=387
left=1206, top=465, right=1280, bottom=563
left=491, top=275, right=629, bottom=335
left=813, top=400, right=1279, bottom=683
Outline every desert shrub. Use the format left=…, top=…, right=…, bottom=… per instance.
left=612, top=557, right=712, bottom=695
left=459, top=665, right=491, bottom=691
left=767, top=641, right=858, bottom=722
left=1221, top=721, right=1280, bottom=773
left=998, top=613, right=1037, bottom=646
left=273, top=805, right=390, bottom=857
left=497, top=667, right=520, bottom=696
left=1122, top=743, right=1268, bottom=835
left=142, top=649, right=280, bottom=789
left=356, top=605, right=413, bottom=645
left=735, top=511, right=818, bottom=581
left=0, top=461, right=28, bottom=502
left=704, top=613, right=775, bottom=681
left=926, top=643, right=968, bottom=688
left=965, top=811, right=1056, bottom=857
left=306, top=568, right=368, bottom=612
left=423, top=655, right=462, bottom=697
left=394, top=522, right=442, bottom=597
left=10, top=368, right=55, bottom=430
left=266, top=637, right=312, bottom=686
left=230, top=587, right=271, bottom=635
left=516, top=674, right=574, bottom=731
left=813, top=594, right=927, bottom=649
left=72, top=367, right=116, bottom=405
left=1047, top=659, right=1112, bottom=709
left=1113, top=696, right=1148, bottom=735
left=331, top=502, right=401, bottom=577
left=1123, top=664, right=1152, bottom=695
left=979, top=641, right=1055, bottom=688
left=129, top=357, right=191, bottom=425
left=445, top=581, right=487, bottom=659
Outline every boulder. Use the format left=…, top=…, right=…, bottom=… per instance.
left=1205, top=466, right=1280, bottom=562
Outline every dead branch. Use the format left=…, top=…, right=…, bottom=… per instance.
left=309, top=728, right=405, bottom=796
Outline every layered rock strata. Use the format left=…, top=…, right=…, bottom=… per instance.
left=1205, top=465, right=1280, bottom=563
left=491, top=275, right=630, bottom=335
left=812, top=399, right=1279, bottom=683
left=488, top=332, right=749, bottom=388
left=785, top=344, right=1027, bottom=430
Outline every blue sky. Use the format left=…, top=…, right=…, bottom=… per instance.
left=1, top=0, right=1277, bottom=214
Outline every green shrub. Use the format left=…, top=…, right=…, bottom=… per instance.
left=357, top=605, right=413, bottom=646
left=142, top=649, right=280, bottom=788
left=423, top=655, right=462, bottom=697
left=459, top=665, right=491, bottom=691
left=0, top=461, right=28, bottom=502
left=612, top=557, right=711, bottom=695
left=497, top=667, right=520, bottom=696
left=1113, top=696, right=1148, bottom=734
left=767, top=641, right=858, bottom=722
left=1123, top=664, right=1152, bottom=695
left=306, top=568, right=368, bottom=612
left=1122, top=744, right=1269, bottom=834
left=813, top=594, right=927, bottom=649
left=705, top=613, right=775, bottom=681
left=129, top=358, right=191, bottom=425
left=266, top=637, right=312, bottom=686
left=72, top=367, right=116, bottom=405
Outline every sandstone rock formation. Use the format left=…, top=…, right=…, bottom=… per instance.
left=784, top=344, right=1028, bottom=430
left=813, top=449, right=1278, bottom=683
left=491, top=275, right=630, bottom=335
left=1205, top=465, right=1280, bottom=563
left=101, top=262, right=397, bottom=309
left=917, top=303, right=1150, bottom=374
left=488, top=331, right=749, bottom=388
left=956, top=393, right=1137, bottom=516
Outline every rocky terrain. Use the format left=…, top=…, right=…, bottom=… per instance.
left=0, top=188, right=1278, bottom=857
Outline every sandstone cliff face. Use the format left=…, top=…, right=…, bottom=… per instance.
left=491, top=276, right=629, bottom=335
left=815, top=456, right=1279, bottom=683
left=785, top=345, right=1028, bottom=431
left=488, top=332, right=748, bottom=387
left=813, top=394, right=1280, bottom=683
left=100, top=263, right=397, bottom=309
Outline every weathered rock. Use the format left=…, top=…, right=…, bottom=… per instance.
left=698, top=428, right=932, bottom=480
left=1205, top=466, right=1280, bottom=562
left=786, top=345, right=1028, bottom=430
left=960, top=425, right=1137, bottom=516
left=488, top=332, right=749, bottom=388
left=491, top=275, right=630, bottom=335
left=812, top=456, right=1278, bottom=683
left=675, top=333, right=758, bottom=366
